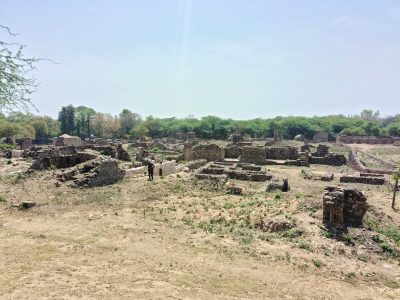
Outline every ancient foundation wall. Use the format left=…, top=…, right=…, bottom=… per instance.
left=241, top=147, right=266, bottom=165
left=193, top=144, right=225, bottom=162
left=337, top=135, right=394, bottom=144
left=265, top=146, right=298, bottom=160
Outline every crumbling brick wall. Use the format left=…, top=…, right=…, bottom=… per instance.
left=337, top=135, right=394, bottom=144
left=241, top=146, right=266, bottom=165
left=339, top=175, right=385, bottom=185
left=265, top=146, right=298, bottom=160
left=224, top=146, right=241, bottom=158
left=231, top=134, right=243, bottom=145
left=193, top=144, right=225, bottom=162
left=183, top=144, right=193, bottom=161
left=29, top=146, right=97, bottom=170
left=309, top=154, right=347, bottom=166
left=323, top=186, right=368, bottom=229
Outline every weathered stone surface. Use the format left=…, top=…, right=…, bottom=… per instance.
left=116, top=144, right=132, bottom=161
left=227, top=185, right=245, bottom=195
left=193, top=144, right=225, bottom=162
left=309, top=154, right=346, bottom=166
left=340, top=175, right=385, bottom=185
left=241, top=146, right=266, bottom=165
left=323, top=186, right=368, bottom=229
left=266, top=178, right=290, bottom=192
left=10, top=150, right=24, bottom=158
left=54, top=134, right=84, bottom=147
left=230, top=134, right=243, bottom=145
left=154, top=160, right=176, bottom=177
left=20, top=201, right=36, bottom=209
left=186, top=159, right=208, bottom=171
left=240, top=164, right=262, bottom=171
left=74, top=159, right=125, bottom=187
left=224, top=146, right=241, bottom=159
left=265, top=146, right=298, bottom=160
left=260, top=217, right=295, bottom=232
left=29, top=147, right=97, bottom=171
left=337, top=135, right=394, bottom=144
left=125, top=166, right=147, bottom=178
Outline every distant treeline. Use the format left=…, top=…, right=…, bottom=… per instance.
left=1, top=106, right=400, bottom=142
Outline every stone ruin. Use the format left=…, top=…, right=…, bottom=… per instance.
left=57, top=158, right=125, bottom=187
left=323, top=186, right=368, bottom=231
left=301, top=169, right=334, bottom=182
left=230, top=134, right=244, bottom=145
left=337, top=135, right=396, bottom=145
left=340, top=173, right=385, bottom=185
left=192, top=144, right=225, bottom=162
left=309, top=144, right=347, bottom=166
left=195, top=161, right=272, bottom=182
left=54, top=134, right=84, bottom=147
left=241, top=146, right=266, bottom=165
left=28, top=146, right=98, bottom=171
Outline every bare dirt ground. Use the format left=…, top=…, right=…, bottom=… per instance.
left=1, top=145, right=400, bottom=299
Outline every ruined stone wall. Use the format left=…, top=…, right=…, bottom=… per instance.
left=339, top=175, right=385, bottom=185
left=85, top=145, right=117, bottom=158
left=186, top=159, right=208, bottom=171
left=323, top=186, right=368, bottom=229
left=337, top=135, right=394, bottom=144
left=154, top=160, right=176, bottom=177
left=309, top=154, right=347, bottom=166
left=183, top=144, right=193, bottom=161
left=231, top=134, right=243, bottom=145
left=241, top=146, right=266, bottom=165
left=29, top=146, right=97, bottom=170
left=125, top=166, right=147, bottom=178
left=224, top=146, right=241, bottom=159
left=265, top=146, right=298, bottom=160
left=81, top=159, right=125, bottom=187
left=193, top=144, right=225, bottom=162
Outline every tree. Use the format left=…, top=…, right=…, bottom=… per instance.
left=0, top=25, right=39, bottom=111
left=58, top=105, right=76, bottom=135
left=119, top=109, right=141, bottom=137
left=75, top=106, right=96, bottom=138
left=360, top=109, right=380, bottom=121
left=30, top=119, right=48, bottom=142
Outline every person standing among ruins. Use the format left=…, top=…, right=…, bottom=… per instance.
left=147, top=157, right=154, bottom=181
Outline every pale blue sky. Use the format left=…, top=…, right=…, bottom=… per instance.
left=1, top=0, right=400, bottom=119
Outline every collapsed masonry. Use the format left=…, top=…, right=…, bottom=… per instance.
left=28, top=146, right=98, bottom=171
left=323, top=186, right=368, bottom=231
left=337, top=135, right=399, bottom=145
left=184, top=143, right=346, bottom=167
left=340, top=173, right=385, bottom=185
left=57, top=158, right=125, bottom=187
left=195, top=161, right=272, bottom=182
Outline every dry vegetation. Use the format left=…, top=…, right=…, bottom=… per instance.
left=1, top=144, right=400, bottom=299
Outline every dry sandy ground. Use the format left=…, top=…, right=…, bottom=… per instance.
left=1, top=157, right=400, bottom=299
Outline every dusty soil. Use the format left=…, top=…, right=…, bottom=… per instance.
left=1, top=145, right=400, bottom=299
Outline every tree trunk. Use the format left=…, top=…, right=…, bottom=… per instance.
left=392, top=177, right=399, bottom=209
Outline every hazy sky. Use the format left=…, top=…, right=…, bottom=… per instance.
left=1, top=0, right=400, bottom=119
